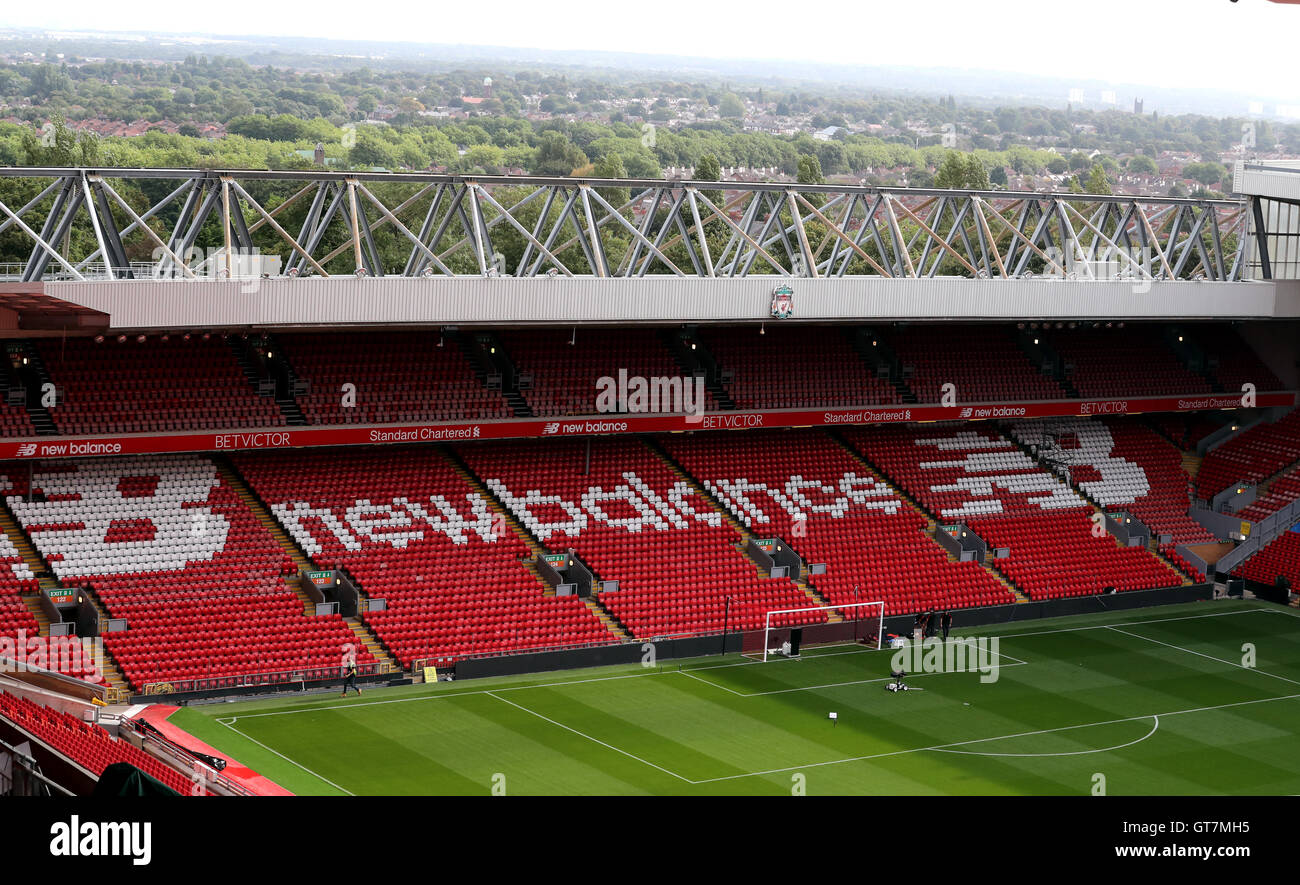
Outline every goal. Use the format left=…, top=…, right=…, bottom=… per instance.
left=741, top=601, right=886, bottom=662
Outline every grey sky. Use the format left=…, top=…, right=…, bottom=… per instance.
left=3, top=0, right=1297, bottom=103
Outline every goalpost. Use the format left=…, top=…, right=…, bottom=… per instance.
left=742, top=601, right=886, bottom=662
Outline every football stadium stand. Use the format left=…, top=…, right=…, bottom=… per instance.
left=458, top=437, right=818, bottom=637
left=503, top=329, right=719, bottom=417
left=0, top=320, right=1289, bottom=705
left=1, top=456, right=370, bottom=691
left=0, top=691, right=191, bottom=793
left=1196, top=410, right=1300, bottom=499
left=1237, top=528, right=1300, bottom=591
left=1049, top=327, right=1214, bottom=398
left=277, top=331, right=512, bottom=425
left=661, top=430, right=1015, bottom=616
left=233, top=446, right=613, bottom=667
left=703, top=326, right=900, bottom=409
left=1008, top=417, right=1216, bottom=577
left=38, top=337, right=284, bottom=435
left=890, top=325, right=1063, bottom=403
left=844, top=424, right=1184, bottom=599
left=1238, top=465, right=1300, bottom=524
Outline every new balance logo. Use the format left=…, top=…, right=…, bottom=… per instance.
left=543, top=423, right=561, bottom=435
left=959, top=408, right=973, bottom=418
left=16, top=443, right=37, bottom=457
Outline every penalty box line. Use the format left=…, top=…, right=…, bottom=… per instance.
left=1104, top=625, right=1300, bottom=688
left=489, top=683, right=1300, bottom=788
left=205, top=606, right=1294, bottom=789
left=215, top=606, right=1274, bottom=722
left=691, top=690, right=1300, bottom=785
left=679, top=643, right=1027, bottom=698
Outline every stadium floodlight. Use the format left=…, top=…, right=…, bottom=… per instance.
left=743, top=600, right=885, bottom=662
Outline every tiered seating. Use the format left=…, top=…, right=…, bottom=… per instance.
left=1008, top=417, right=1216, bottom=578
left=1238, top=465, right=1300, bottom=524
left=0, top=364, right=34, bottom=436
left=458, top=438, right=816, bottom=637
left=704, top=327, right=899, bottom=409
left=844, top=424, right=1183, bottom=600
left=0, top=476, right=107, bottom=685
left=1237, top=528, right=1300, bottom=590
left=891, top=326, right=1062, bottom=403
left=0, top=691, right=192, bottom=793
left=968, top=511, right=1182, bottom=599
left=1197, top=410, right=1300, bottom=498
left=1194, top=325, right=1286, bottom=393
left=3, top=456, right=369, bottom=690
left=1050, top=328, right=1213, bottom=398
left=661, top=430, right=1014, bottom=617
left=0, top=400, right=33, bottom=436
left=280, top=332, right=511, bottom=425
left=39, top=337, right=283, bottom=434
left=0, top=510, right=39, bottom=651
left=1149, top=414, right=1227, bottom=450
left=503, top=329, right=718, bottom=417
left=234, top=447, right=611, bottom=667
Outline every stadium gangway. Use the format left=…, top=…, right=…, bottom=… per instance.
left=0, top=167, right=1261, bottom=282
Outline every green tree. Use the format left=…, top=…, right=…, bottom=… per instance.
left=20, top=116, right=100, bottom=166
left=934, top=151, right=967, bottom=188
left=796, top=154, right=824, bottom=185
left=348, top=127, right=397, bottom=168
left=695, top=153, right=721, bottom=181
left=28, top=64, right=71, bottom=100
left=1084, top=164, right=1112, bottom=195
left=964, top=155, right=990, bottom=189
left=1127, top=155, right=1158, bottom=175
left=533, top=132, right=587, bottom=176
left=593, top=152, right=629, bottom=207
left=462, top=143, right=505, bottom=172
left=718, top=93, right=745, bottom=119
left=1184, top=161, right=1227, bottom=188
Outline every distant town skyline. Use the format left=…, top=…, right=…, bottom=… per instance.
left=1, top=0, right=1297, bottom=109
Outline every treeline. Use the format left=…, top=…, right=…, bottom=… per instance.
left=0, top=114, right=1092, bottom=188
left=1, top=52, right=1297, bottom=167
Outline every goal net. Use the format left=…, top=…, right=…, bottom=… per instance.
left=741, top=601, right=885, bottom=662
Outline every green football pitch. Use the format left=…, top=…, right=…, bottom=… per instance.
left=176, top=600, right=1300, bottom=796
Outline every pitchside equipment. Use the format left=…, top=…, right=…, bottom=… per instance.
left=743, top=601, right=885, bottom=661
